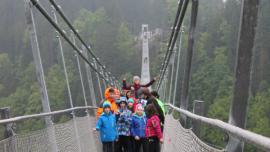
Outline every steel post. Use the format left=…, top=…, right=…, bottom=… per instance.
left=25, top=1, right=58, bottom=151
left=82, top=46, right=97, bottom=107
left=173, top=28, right=184, bottom=107
left=227, top=0, right=259, bottom=151
left=93, top=58, right=104, bottom=99
left=180, top=0, right=198, bottom=126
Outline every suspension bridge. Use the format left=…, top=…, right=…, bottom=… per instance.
left=0, top=0, right=270, bottom=152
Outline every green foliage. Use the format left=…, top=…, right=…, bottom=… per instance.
left=74, top=8, right=108, bottom=45
left=202, top=96, right=231, bottom=147
left=248, top=89, right=270, bottom=136
left=115, top=23, right=136, bottom=58
left=0, top=53, right=17, bottom=97
left=46, top=64, right=68, bottom=111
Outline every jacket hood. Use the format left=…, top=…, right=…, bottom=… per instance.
left=104, top=88, right=115, bottom=103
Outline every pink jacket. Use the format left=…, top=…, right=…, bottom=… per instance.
left=145, top=115, right=163, bottom=139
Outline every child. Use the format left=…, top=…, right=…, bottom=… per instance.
left=127, top=98, right=135, bottom=113
left=126, top=90, right=138, bottom=113
left=116, top=96, right=132, bottom=152
left=131, top=104, right=147, bottom=152
left=96, top=88, right=118, bottom=118
left=145, top=104, right=163, bottom=152
left=95, top=102, right=118, bottom=152
left=146, top=98, right=165, bottom=131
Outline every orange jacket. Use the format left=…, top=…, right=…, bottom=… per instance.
left=96, top=88, right=119, bottom=118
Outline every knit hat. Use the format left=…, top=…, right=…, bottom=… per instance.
left=119, top=96, right=127, bottom=104
left=133, top=76, right=140, bottom=81
left=103, top=101, right=111, bottom=109
left=127, top=98, right=134, bottom=104
left=136, top=104, right=144, bottom=111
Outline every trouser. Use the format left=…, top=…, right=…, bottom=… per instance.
left=145, top=137, right=160, bottom=152
left=134, top=138, right=147, bottom=152
left=115, top=135, right=131, bottom=152
left=130, top=137, right=134, bottom=152
left=102, top=141, right=114, bottom=152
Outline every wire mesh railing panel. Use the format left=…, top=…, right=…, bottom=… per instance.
left=74, top=116, right=102, bottom=152
left=163, top=115, right=224, bottom=152
left=0, top=137, right=17, bottom=152
left=54, top=119, right=78, bottom=152
left=0, top=127, right=52, bottom=152
left=0, top=116, right=101, bottom=152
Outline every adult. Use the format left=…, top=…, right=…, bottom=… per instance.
left=150, top=91, right=165, bottom=115
left=122, top=76, right=156, bottom=99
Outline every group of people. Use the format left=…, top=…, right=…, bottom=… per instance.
left=94, top=76, right=165, bottom=152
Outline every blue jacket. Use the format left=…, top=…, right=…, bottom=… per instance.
left=96, top=112, right=117, bottom=142
left=116, top=108, right=132, bottom=136
left=131, top=114, right=147, bottom=138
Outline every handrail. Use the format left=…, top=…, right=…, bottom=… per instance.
left=0, top=106, right=97, bottom=125
left=167, top=104, right=270, bottom=151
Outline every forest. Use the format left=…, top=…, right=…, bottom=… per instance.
left=0, top=0, right=270, bottom=151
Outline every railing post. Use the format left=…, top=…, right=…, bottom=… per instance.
left=108, top=72, right=114, bottom=87
left=168, top=49, right=176, bottom=104
left=100, top=66, right=107, bottom=90
left=75, top=48, right=88, bottom=111
left=161, top=70, right=167, bottom=102
left=0, top=108, right=14, bottom=138
left=192, top=100, right=205, bottom=138
left=24, top=1, right=58, bottom=151
left=52, top=6, right=74, bottom=112
left=93, top=58, right=104, bottom=99
left=164, top=70, right=170, bottom=103
left=227, top=0, right=259, bottom=152
left=81, top=46, right=98, bottom=151
left=82, top=46, right=97, bottom=107
left=70, top=31, right=83, bottom=152
left=180, top=0, right=198, bottom=126
left=104, top=72, right=109, bottom=87
left=0, top=107, right=16, bottom=152
left=173, top=27, right=184, bottom=107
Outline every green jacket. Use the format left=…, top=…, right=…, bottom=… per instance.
left=156, top=98, right=165, bottom=114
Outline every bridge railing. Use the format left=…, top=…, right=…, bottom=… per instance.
left=0, top=106, right=101, bottom=152
left=0, top=106, right=97, bottom=125
left=166, top=104, right=270, bottom=151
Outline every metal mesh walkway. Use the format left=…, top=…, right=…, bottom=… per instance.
left=162, top=115, right=224, bottom=152
left=0, top=116, right=101, bottom=152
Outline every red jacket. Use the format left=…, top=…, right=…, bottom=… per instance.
left=145, top=115, right=163, bottom=139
